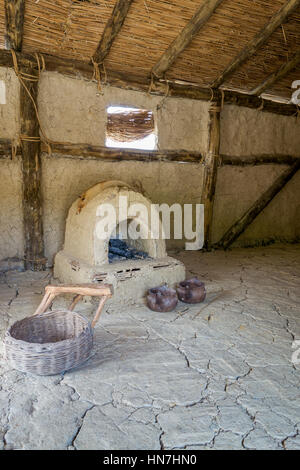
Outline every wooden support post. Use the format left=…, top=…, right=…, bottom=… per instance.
left=4, top=0, right=25, bottom=51
left=216, top=159, right=300, bottom=250
left=201, top=101, right=221, bottom=250
left=20, top=66, right=45, bottom=270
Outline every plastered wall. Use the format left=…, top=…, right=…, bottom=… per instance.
left=212, top=165, right=300, bottom=246
left=211, top=105, right=300, bottom=247
left=220, top=105, right=300, bottom=157
left=38, top=72, right=210, bottom=153
left=0, top=68, right=299, bottom=267
left=0, top=67, right=24, bottom=264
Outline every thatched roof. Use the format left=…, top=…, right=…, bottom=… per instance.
left=0, top=0, right=299, bottom=101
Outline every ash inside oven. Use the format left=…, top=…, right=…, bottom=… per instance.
left=108, top=238, right=149, bottom=263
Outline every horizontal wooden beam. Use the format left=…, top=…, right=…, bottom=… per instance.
left=221, top=154, right=299, bottom=166
left=251, top=48, right=300, bottom=96
left=5, top=140, right=298, bottom=166
left=93, top=0, right=134, bottom=64
left=41, top=141, right=203, bottom=163
left=6, top=141, right=297, bottom=166
left=0, top=49, right=298, bottom=116
left=216, top=159, right=300, bottom=249
left=212, top=0, right=300, bottom=88
left=0, top=138, right=21, bottom=158
left=152, top=0, right=223, bottom=78
left=4, top=0, right=25, bottom=51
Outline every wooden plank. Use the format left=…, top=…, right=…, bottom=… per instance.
left=4, top=0, right=25, bottom=51
left=212, top=0, right=300, bottom=88
left=41, top=141, right=203, bottom=163
left=201, top=102, right=221, bottom=250
left=251, top=48, right=300, bottom=96
left=92, top=0, right=134, bottom=63
left=152, top=0, right=224, bottom=78
left=20, top=66, right=45, bottom=271
left=221, top=154, right=299, bottom=166
left=0, top=49, right=298, bottom=116
left=216, top=159, right=300, bottom=249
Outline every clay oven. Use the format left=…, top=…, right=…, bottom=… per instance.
left=54, top=181, right=185, bottom=303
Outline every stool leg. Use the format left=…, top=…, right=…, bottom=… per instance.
left=33, top=292, right=56, bottom=316
left=91, top=296, right=108, bottom=328
left=69, top=294, right=82, bottom=311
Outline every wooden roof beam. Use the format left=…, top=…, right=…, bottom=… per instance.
left=4, top=0, right=25, bottom=51
left=212, top=0, right=300, bottom=88
left=152, top=0, right=224, bottom=79
left=251, top=48, right=300, bottom=96
left=92, top=0, right=134, bottom=64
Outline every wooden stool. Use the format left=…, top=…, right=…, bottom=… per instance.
left=33, top=283, right=113, bottom=328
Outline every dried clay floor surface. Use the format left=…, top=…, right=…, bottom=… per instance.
left=0, top=244, right=300, bottom=450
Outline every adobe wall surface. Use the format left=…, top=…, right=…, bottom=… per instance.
left=0, top=67, right=19, bottom=139
left=0, top=157, right=24, bottom=264
left=38, top=72, right=210, bottom=153
left=220, top=105, right=300, bottom=157
left=0, top=68, right=23, bottom=265
left=212, top=164, right=300, bottom=246
left=212, top=105, right=300, bottom=247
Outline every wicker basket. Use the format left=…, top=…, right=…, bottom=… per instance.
left=4, top=284, right=112, bottom=376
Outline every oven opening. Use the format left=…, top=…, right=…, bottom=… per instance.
left=108, top=220, right=150, bottom=263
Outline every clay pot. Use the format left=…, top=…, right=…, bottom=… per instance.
left=176, top=278, right=206, bottom=304
left=147, top=284, right=178, bottom=312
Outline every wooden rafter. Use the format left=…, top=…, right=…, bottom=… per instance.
left=4, top=0, right=25, bottom=51
left=92, top=0, right=134, bottom=64
left=251, top=48, right=300, bottom=96
left=216, top=159, right=300, bottom=249
left=152, top=0, right=224, bottom=78
left=212, top=0, right=300, bottom=88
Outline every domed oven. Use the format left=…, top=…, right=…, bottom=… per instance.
left=54, top=181, right=185, bottom=303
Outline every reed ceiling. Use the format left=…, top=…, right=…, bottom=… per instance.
left=0, top=0, right=299, bottom=101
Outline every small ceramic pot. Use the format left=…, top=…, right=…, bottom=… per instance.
left=176, top=278, right=206, bottom=304
left=147, top=284, right=178, bottom=312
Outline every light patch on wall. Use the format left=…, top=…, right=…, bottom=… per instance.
left=106, top=105, right=156, bottom=150
left=0, top=80, right=6, bottom=104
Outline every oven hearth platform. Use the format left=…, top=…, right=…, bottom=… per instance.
left=54, top=251, right=185, bottom=304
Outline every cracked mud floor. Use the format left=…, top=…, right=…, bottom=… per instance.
left=0, top=244, right=299, bottom=450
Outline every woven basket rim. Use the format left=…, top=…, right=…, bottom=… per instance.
left=5, top=309, right=92, bottom=348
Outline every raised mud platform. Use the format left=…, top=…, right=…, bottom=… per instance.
left=54, top=251, right=185, bottom=305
